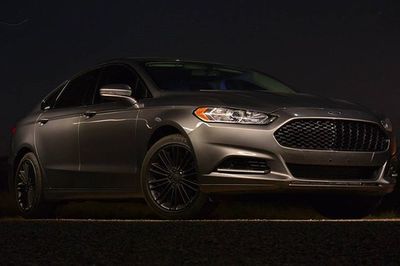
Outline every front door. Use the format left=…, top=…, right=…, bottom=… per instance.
left=79, top=64, right=143, bottom=189
left=79, top=102, right=138, bottom=189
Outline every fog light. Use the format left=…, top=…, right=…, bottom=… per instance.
left=389, top=164, right=398, bottom=178
left=216, top=157, right=270, bottom=174
left=387, top=156, right=399, bottom=180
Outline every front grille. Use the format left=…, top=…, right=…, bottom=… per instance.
left=274, top=119, right=388, bottom=152
left=287, top=163, right=380, bottom=180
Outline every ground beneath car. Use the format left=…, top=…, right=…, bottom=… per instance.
left=1, top=191, right=400, bottom=264
left=0, top=219, right=399, bottom=265
left=1, top=191, right=399, bottom=220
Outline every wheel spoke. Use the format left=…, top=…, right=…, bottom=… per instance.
left=18, top=171, right=27, bottom=184
left=149, top=167, right=169, bottom=177
left=165, top=149, right=175, bottom=168
left=149, top=177, right=169, bottom=185
left=169, top=186, right=176, bottom=209
left=158, top=150, right=173, bottom=171
left=177, top=184, right=189, bottom=204
left=23, top=162, right=30, bottom=177
left=182, top=178, right=199, bottom=186
left=151, top=163, right=170, bottom=175
left=157, top=183, right=173, bottom=204
left=181, top=180, right=198, bottom=192
left=16, top=182, right=25, bottom=191
left=150, top=179, right=170, bottom=190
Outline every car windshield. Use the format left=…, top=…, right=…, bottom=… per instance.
left=143, top=62, right=295, bottom=94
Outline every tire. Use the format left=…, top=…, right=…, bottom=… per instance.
left=12, top=152, right=55, bottom=218
left=141, top=134, right=213, bottom=219
left=311, top=195, right=382, bottom=219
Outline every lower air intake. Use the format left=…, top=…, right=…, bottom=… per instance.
left=287, top=163, right=380, bottom=180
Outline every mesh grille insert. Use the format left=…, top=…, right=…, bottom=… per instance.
left=287, top=164, right=380, bottom=180
left=274, top=119, right=388, bottom=152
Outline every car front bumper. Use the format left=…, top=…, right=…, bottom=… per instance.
left=186, top=107, right=397, bottom=196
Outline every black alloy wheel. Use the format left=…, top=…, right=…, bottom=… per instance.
left=141, top=134, right=211, bottom=219
left=148, top=144, right=199, bottom=211
left=15, top=159, right=36, bottom=211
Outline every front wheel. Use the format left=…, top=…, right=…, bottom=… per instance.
left=311, top=195, right=382, bottom=219
left=141, top=134, right=212, bottom=219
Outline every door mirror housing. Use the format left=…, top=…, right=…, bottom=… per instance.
left=100, top=84, right=137, bottom=106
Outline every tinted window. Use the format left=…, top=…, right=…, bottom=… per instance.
left=143, top=62, right=295, bottom=94
left=55, top=70, right=100, bottom=108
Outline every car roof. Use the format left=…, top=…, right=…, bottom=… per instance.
left=98, top=57, right=246, bottom=69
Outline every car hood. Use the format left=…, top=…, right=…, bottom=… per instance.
left=151, top=90, right=373, bottom=114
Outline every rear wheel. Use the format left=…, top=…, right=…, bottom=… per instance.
left=311, top=195, right=382, bottom=219
left=141, top=134, right=212, bottom=219
left=13, top=153, right=55, bottom=218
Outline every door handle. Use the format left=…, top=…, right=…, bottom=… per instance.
left=38, top=118, right=49, bottom=126
left=83, top=111, right=97, bottom=118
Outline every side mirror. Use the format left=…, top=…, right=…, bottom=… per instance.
left=100, top=84, right=137, bottom=106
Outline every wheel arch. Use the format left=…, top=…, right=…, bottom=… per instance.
left=144, top=121, right=199, bottom=174
left=13, top=145, right=36, bottom=173
left=9, top=145, right=36, bottom=193
left=147, top=123, right=190, bottom=150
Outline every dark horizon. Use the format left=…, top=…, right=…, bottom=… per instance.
left=1, top=0, right=400, bottom=155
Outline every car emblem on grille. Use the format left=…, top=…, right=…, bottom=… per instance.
left=327, top=111, right=342, bottom=116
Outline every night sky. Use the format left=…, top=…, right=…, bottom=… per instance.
left=1, top=0, right=400, bottom=156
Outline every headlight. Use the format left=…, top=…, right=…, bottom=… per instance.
left=381, top=118, right=393, bottom=132
left=194, top=107, right=277, bottom=125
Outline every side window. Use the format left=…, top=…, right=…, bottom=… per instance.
left=94, top=65, right=150, bottom=104
left=54, top=69, right=100, bottom=109
left=41, top=81, right=67, bottom=110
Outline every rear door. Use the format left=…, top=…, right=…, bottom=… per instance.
left=35, top=69, right=100, bottom=189
left=79, top=64, right=149, bottom=189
